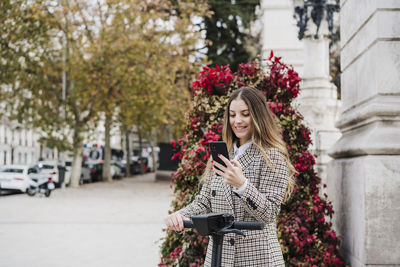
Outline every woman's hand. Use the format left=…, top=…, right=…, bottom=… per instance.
left=212, top=155, right=246, bottom=188
left=164, top=212, right=189, bottom=232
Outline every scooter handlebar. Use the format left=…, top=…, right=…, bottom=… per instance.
left=233, top=221, right=264, bottom=230
left=183, top=220, right=264, bottom=231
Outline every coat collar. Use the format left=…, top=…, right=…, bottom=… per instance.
left=236, top=143, right=259, bottom=170
left=233, top=140, right=252, bottom=159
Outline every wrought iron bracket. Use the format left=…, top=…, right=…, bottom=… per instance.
left=294, top=0, right=339, bottom=40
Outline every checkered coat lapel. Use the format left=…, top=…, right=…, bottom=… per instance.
left=220, top=174, right=234, bottom=212
left=236, top=144, right=259, bottom=181
left=233, top=143, right=259, bottom=221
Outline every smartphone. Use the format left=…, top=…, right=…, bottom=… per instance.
left=209, top=141, right=229, bottom=172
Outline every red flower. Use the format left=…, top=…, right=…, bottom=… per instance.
left=238, top=62, right=259, bottom=76
left=191, top=65, right=233, bottom=95
left=268, top=50, right=274, bottom=60
left=171, top=151, right=183, bottom=160
left=171, top=139, right=176, bottom=148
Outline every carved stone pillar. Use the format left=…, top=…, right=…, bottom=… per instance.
left=295, top=10, right=341, bottom=188
left=327, top=0, right=400, bottom=265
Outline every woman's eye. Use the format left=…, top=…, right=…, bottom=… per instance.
left=229, top=114, right=235, bottom=117
left=243, top=113, right=249, bottom=117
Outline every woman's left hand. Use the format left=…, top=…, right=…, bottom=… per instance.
left=212, top=155, right=246, bottom=188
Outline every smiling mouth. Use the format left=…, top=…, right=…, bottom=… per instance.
left=235, top=126, right=247, bottom=131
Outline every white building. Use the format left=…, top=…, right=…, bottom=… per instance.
left=0, top=119, right=58, bottom=166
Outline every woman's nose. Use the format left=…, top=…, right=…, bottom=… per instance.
left=235, top=116, right=244, bottom=123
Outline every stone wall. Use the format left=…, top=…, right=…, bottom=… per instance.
left=327, top=0, right=400, bottom=266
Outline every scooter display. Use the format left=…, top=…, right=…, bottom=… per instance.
left=26, top=176, right=55, bottom=197
left=183, top=213, right=264, bottom=267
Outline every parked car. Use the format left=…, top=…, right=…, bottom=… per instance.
left=0, top=165, right=41, bottom=193
left=145, top=152, right=158, bottom=172
left=111, top=161, right=123, bottom=178
left=115, top=162, right=126, bottom=176
left=35, top=161, right=67, bottom=187
left=130, top=157, right=148, bottom=174
left=64, top=161, right=93, bottom=185
left=87, top=162, right=103, bottom=182
left=79, top=163, right=92, bottom=184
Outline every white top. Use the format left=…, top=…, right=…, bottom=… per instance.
left=232, top=140, right=252, bottom=197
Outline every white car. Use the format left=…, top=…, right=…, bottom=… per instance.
left=80, top=163, right=92, bottom=184
left=111, top=162, right=123, bottom=178
left=0, top=165, right=40, bottom=193
left=36, top=161, right=69, bottom=186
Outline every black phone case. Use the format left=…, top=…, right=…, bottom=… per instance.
left=209, top=141, right=229, bottom=172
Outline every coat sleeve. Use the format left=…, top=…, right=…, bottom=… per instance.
left=239, top=148, right=289, bottom=224
left=177, top=176, right=212, bottom=218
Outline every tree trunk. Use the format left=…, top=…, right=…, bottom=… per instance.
left=103, top=114, right=112, bottom=182
left=125, top=128, right=131, bottom=177
left=137, top=117, right=144, bottom=174
left=150, top=143, right=157, bottom=172
left=69, top=129, right=83, bottom=188
left=69, top=146, right=83, bottom=188
left=39, top=143, right=43, bottom=160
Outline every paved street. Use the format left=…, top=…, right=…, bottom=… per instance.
left=0, top=173, right=174, bottom=267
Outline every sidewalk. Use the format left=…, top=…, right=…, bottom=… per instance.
left=0, top=173, right=174, bottom=267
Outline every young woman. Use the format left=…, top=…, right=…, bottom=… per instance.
left=165, top=86, right=295, bottom=266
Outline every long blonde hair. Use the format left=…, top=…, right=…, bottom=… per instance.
left=203, top=86, right=296, bottom=201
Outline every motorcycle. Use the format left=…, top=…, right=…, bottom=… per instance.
left=26, top=176, right=55, bottom=197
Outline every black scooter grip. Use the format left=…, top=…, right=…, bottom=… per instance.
left=183, top=220, right=194, bottom=229
left=233, top=221, right=264, bottom=230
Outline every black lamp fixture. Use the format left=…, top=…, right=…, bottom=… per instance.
left=293, top=0, right=339, bottom=40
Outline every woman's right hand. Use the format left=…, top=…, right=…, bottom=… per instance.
left=165, top=212, right=189, bottom=232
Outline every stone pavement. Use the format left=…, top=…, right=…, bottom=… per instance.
left=0, top=173, right=174, bottom=267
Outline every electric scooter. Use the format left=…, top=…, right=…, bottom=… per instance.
left=26, top=176, right=55, bottom=197
left=183, top=213, right=264, bottom=267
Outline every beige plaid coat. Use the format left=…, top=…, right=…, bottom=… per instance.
left=179, top=144, right=289, bottom=267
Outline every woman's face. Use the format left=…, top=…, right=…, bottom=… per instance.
left=229, top=98, right=253, bottom=145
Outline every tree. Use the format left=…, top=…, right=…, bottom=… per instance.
left=112, top=0, right=209, bottom=176
left=1, top=0, right=210, bottom=185
left=0, top=0, right=101, bottom=187
left=204, top=0, right=260, bottom=72
left=159, top=55, right=345, bottom=266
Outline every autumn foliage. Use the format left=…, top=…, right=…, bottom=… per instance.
left=160, top=53, right=345, bottom=266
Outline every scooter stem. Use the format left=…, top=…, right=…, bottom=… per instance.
left=211, top=234, right=223, bottom=267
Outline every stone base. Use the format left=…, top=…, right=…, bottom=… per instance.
left=327, top=155, right=400, bottom=266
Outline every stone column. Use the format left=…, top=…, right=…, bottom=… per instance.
left=327, top=0, right=400, bottom=266
left=260, top=0, right=304, bottom=75
left=295, top=10, right=341, bottom=187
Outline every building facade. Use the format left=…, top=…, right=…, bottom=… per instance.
left=327, top=0, right=400, bottom=266
left=0, top=119, right=58, bottom=166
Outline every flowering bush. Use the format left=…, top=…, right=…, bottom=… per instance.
left=159, top=53, right=345, bottom=266
left=192, top=65, right=233, bottom=95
